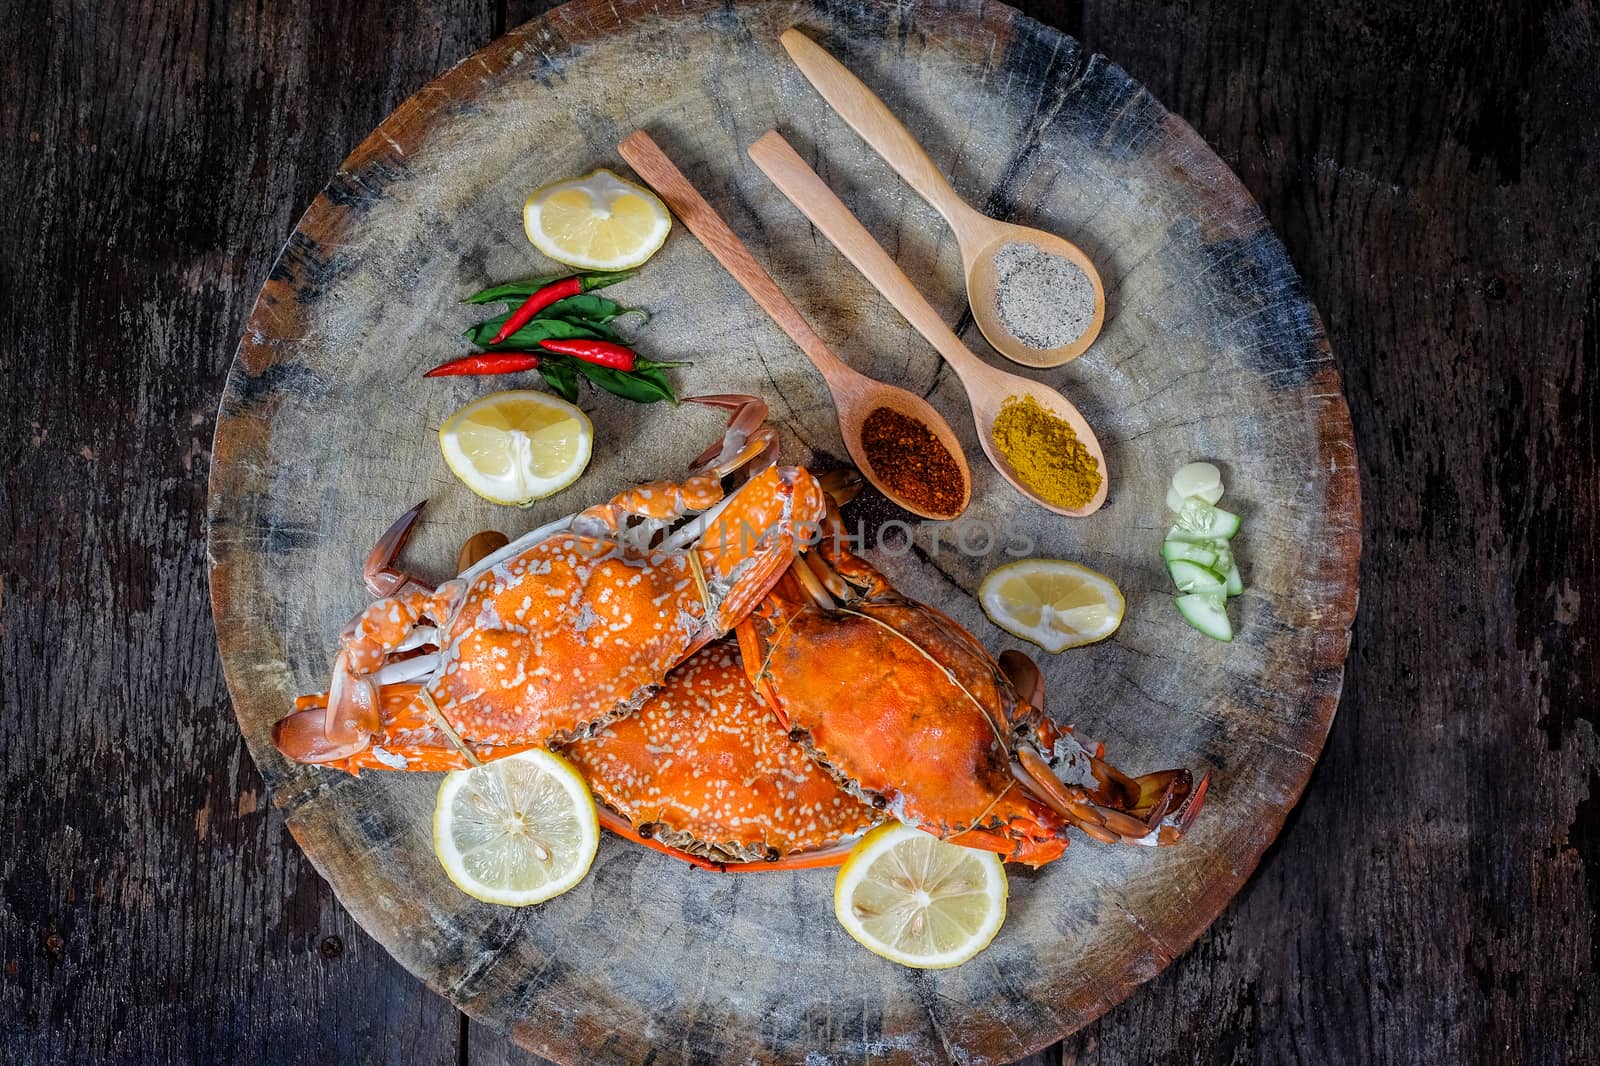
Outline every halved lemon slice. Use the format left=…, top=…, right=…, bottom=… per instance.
left=834, top=823, right=1007, bottom=969
left=433, top=749, right=600, bottom=906
left=979, top=558, right=1125, bottom=653
left=439, top=390, right=593, bottom=506
left=523, top=168, right=671, bottom=270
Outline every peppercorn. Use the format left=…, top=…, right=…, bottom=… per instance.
left=860, top=406, right=966, bottom=517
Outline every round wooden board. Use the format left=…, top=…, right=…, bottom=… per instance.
left=208, top=1, right=1360, bottom=1062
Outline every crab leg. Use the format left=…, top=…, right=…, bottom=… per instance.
left=789, top=551, right=838, bottom=609
left=1012, top=749, right=1113, bottom=830
left=572, top=396, right=782, bottom=540
left=802, top=550, right=851, bottom=601
left=374, top=653, right=441, bottom=685
left=468, top=397, right=783, bottom=566
left=658, top=492, right=739, bottom=552
left=1000, top=649, right=1209, bottom=845
left=577, top=475, right=728, bottom=532
left=947, top=825, right=1070, bottom=864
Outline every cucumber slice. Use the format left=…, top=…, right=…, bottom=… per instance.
left=1167, top=559, right=1226, bottom=593
left=1175, top=593, right=1233, bottom=642
left=1224, top=562, right=1243, bottom=597
left=1161, top=540, right=1221, bottom=569
left=1168, top=500, right=1241, bottom=542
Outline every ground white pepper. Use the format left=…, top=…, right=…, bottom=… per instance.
left=991, top=241, right=1095, bottom=349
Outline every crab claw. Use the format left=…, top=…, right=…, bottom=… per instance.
left=324, top=648, right=380, bottom=745
left=1143, top=768, right=1209, bottom=845
left=273, top=702, right=371, bottom=764
left=272, top=650, right=379, bottom=764
left=685, top=395, right=780, bottom=476
left=364, top=500, right=429, bottom=597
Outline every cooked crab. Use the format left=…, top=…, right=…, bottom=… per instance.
left=564, top=640, right=880, bottom=870
left=274, top=396, right=827, bottom=771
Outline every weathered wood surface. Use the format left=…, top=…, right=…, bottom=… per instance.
left=3, top=4, right=1595, bottom=1066
left=0, top=0, right=494, bottom=1060
left=208, top=0, right=1355, bottom=1062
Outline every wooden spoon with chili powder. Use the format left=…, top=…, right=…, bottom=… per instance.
left=619, top=130, right=970, bottom=520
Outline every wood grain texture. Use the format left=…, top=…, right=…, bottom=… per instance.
left=1053, top=2, right=1600, bottom=1063
left=0, top=0, right=489, bottom=1062
left=5, top=1, right=1595, bottom=1065
left=207, top=1, right=1355, bottom=1063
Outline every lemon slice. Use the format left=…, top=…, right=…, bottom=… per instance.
left=433, top=749, right=600, bottom=906
left=523, top=168, right=671, bottom=270
left=439, top=390, right=593, bottom=506
left=834, top=823, right=1007, bottom=969
left=978, top=559, right=1125, bottom=653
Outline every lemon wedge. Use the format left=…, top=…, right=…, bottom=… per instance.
left=523, top=168, right=671, bottom=270
left=439, top=390, right=593, bottom=506
left=433, top=749, right=600, bottom=906
left=834, top=823, right=1007, bottom=969
left=978, top=559, right=1125, bottom=653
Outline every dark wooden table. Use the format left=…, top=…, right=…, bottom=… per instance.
left=3, top=1, right=1595, bottom=1063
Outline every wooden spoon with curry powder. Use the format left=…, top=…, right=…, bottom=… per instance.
left=749, top=131, right=1108, bottom=518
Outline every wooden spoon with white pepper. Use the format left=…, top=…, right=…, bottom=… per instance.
left=779, top=28, right=1105, bottom=369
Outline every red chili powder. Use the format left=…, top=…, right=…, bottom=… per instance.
left=860, top=407, right=966, bottom=517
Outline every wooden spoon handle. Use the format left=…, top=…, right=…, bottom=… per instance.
left=779, top=29, right=981, bottom=243
left=617, top=130, right=851, bottom=383
left=748, top=131, right=982, bottom=382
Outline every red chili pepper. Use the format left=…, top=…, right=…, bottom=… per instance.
left=424, top=352, right=540, bottom=377
left=489, top=275, right=584, bottom=345
left=538, top=338, right=637, bottom=371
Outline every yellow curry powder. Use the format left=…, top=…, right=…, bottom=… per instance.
left=990, top=395, right=1102, bottom=509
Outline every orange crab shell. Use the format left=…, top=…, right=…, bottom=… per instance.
left=741, top=561, right=1070, bottom=867
left=426, top=465, right=825, bottom=747
left=429, top=531, right=709, bottom=747
left=563, top=642, right=880, bottom=863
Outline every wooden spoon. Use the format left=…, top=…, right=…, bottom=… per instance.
left=618, top=129, right=971, bottom=521
left=749, top=131, right=1108, bottom=518
left=779, top=28, right=1105, bottom=369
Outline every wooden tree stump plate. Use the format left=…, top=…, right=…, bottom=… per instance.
left=208, top=1, right=1360, bottom=1062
